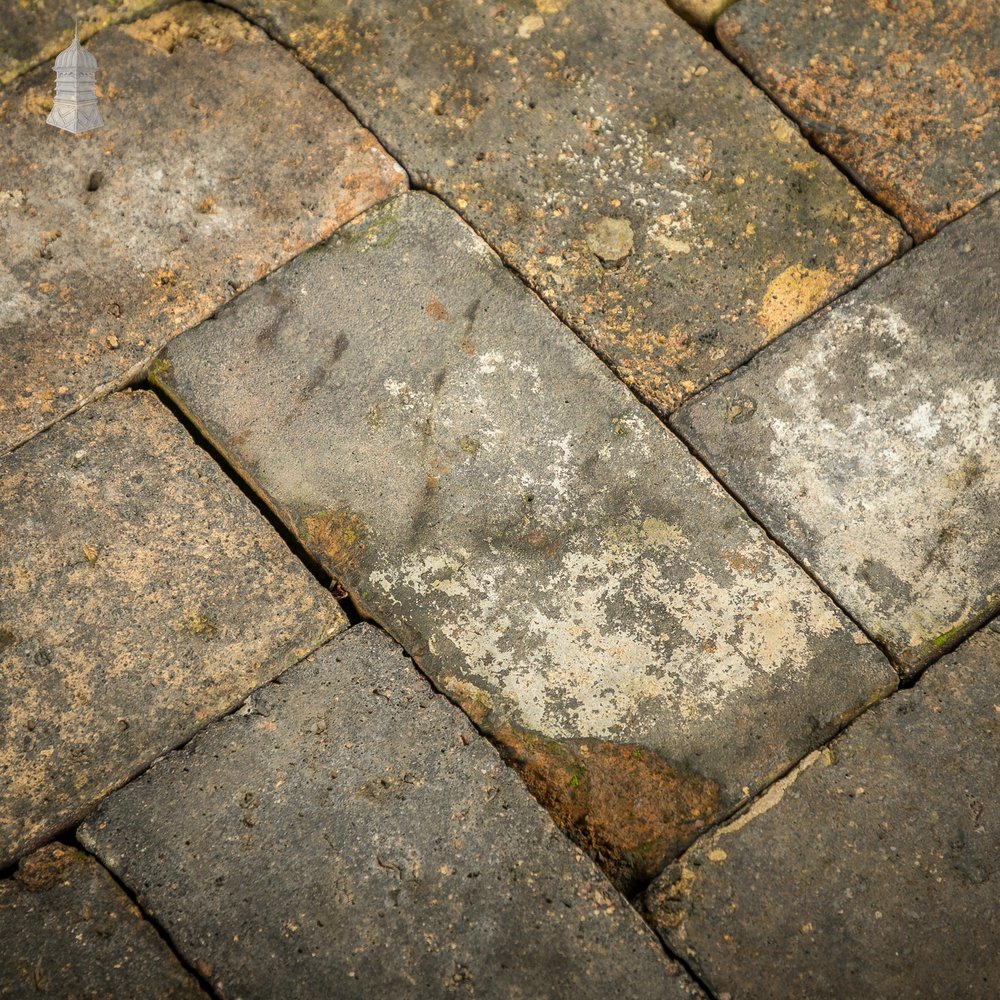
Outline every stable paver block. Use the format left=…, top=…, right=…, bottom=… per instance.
left=153, top=192, right=895, bottom=891
left=673, top=197, right=1000, bottom=674
left=643, top=627, right=1000, bottom=1000
left=717, top=0, right=999, bottom=241
left=0, top=0, right=169, bottom=87
left=0, top=843, right=207, bottom=999
left=0, top=1, right=405, bottom=455
left=230, top=0, right=905, bottom=415
left=78, top=624, right=703, bottom=1000
left=0, top=389, right=347, bottom=867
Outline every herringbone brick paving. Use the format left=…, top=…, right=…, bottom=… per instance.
left=1, top=1, right=997, bottom=997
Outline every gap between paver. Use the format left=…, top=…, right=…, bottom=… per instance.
left=5, top=0, right=978, bottom=959
left=0, top=1, right=406, bottom=456
left=699, top=15, right=912, bottom=241
left=172, top=1, right=922, bottom=681
left=146, top=365, right=881, bottom=924
left=13, top=831, right=221, bottom=997
left=78, top=838, right=223, bottom=999
left=146, top=378, right=363, bottom=626
left=210, top=0, right=909, bottom=417
left=151, top=190, right=898, bottom=898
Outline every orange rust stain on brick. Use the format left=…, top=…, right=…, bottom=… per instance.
left=15, top=843, right=85, bottom=892
left=467, top=711, right=721, bottom=895
left=756, top=264, right=835, bottom=338
left=426, top=295, right=451, bottom=321
left=303, top=509, right=370, bottom=574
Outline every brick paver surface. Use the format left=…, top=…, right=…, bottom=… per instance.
left=717, top=0, right=999, bottom=241
left=0, top=843, right=207, bottom=999
left=230, top=0, right=906, bottom=415
left=643, top=627, right=1000, bottom=999
left=2, top=0, right=998, bottom=994
left=0, top=0, right=169, bottom=87
left=152, top=191, right=895, bottom=891
left=0, top=1, right=404, bottom=454
left=674, top=198, right=999, bottom=674
left=0, top=389, right=346, bottom=867
left=79, top=624, right=703, bottom=1000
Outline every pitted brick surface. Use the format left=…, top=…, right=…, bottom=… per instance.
left=718, top=0, right=999, bottom=240
left=0, top=843, right=207, bottom=999
left=644, top=628, right=1000, bottom=1000
left=0, top=389, right=347, bottom=866
left=79, top=625, right=703, bottom=1000
left=229, top=0, right=906, bottom=414
left=153, top=192, right=894, bottom=889
left=0, top=1, right=405, bottom=454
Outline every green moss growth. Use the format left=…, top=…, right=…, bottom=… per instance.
left=149, top=356, right=173, bottom=380
left=931, top=626, right=964, bottom=650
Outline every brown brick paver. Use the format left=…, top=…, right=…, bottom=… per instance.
left=228, top=0, right=906, bottom=415
left=0, top=1, right=405, bottom=455
left=718, top=0, right=999, bottom=241
left=1, top=0, right=997, bottom=993
left=0, top=389, right=346, bottom=867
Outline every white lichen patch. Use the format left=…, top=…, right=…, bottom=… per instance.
left=760, top=304, right=1000, bottom=653
left=367, top=491, right=851, bottom=742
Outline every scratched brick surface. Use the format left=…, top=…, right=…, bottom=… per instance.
left=229, top=0, right=906, bottom=415
left=718, top=0, right=999, bottom=241
left=0, top=1, right=405, bottom=454
left=79, top=625, right=703, bottom=1000
left=674, top=198, right=1000, bottom=674
left=643, top=627, right=1000, bottom=1000
left=0, top=389, right=347, bottom=867
left=153, top=192, right=895, bottom=891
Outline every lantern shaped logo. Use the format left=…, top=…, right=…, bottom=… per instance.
left=47, top=22, right=104, bottom=134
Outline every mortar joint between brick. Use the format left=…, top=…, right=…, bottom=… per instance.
left=668, top=424, right=907, bottom=675
left=73, top=836, right=225, bottom=1000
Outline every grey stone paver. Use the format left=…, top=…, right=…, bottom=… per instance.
left=0, top=843, right=207, bottom=999
left=0, top=389, right=347, bottom=868
left=673, top=197, right=1000, bottom=675
left=152, top=191, right=895, bottom=891
left=0, top=1, right=405, bottom=455
left=642, top=627, right=1000, bottom=1000
left=0, top=0, right=170, bottom=87
left=717, top=0, right=999, bottom=242
left=78, top=624, right=704, bottom=1000
left=229, top=0, right=906, bottom=415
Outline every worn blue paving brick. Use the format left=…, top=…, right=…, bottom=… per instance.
left=644, top=626, right=1000, bottom=1000
left=0, top=844, right=207, bottom=999
left=79, top=625, right=704, bottom=1000
left=674, top=197, right=1000, bottom=674
left=152, top=192, right=895, bottom=890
